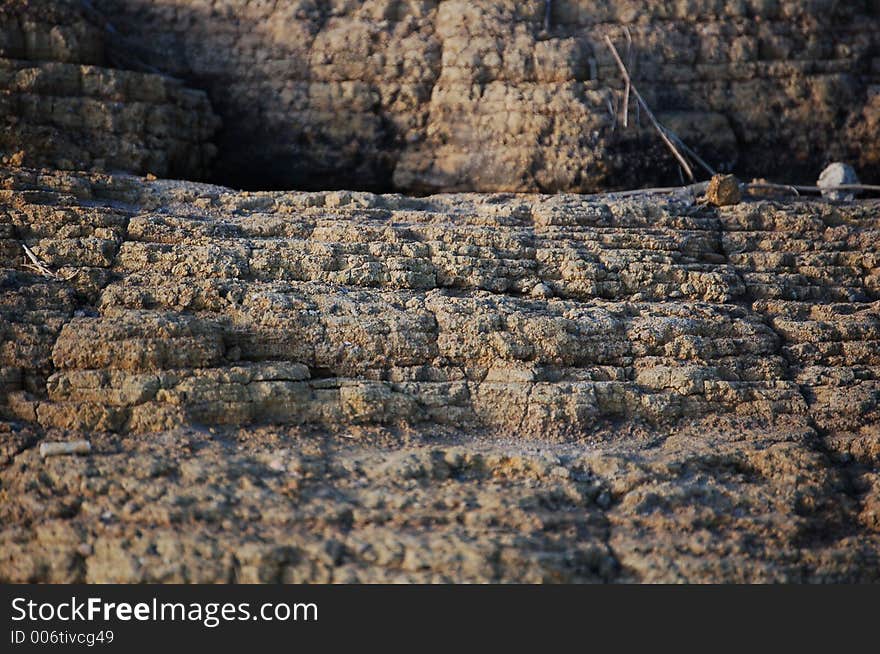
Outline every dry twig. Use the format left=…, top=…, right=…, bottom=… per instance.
left=585, top=181, right=880, bottom=202
left=591, top=182, right=709, bottom=199
left=21, top=242, right=56, bottom=277
left=604, top=35, right=695, bottom=182
left=622, top=27, right=632, bottom=128
left=745, top=183, right=880, bottom=195
left=20, top=242, right=79, bottom=281
left=665, top=130, right=717, bottom=177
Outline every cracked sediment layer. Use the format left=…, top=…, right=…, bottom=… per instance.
left=1, top=167, right=879, bottom=582
left=89, top=0, right=880, bottom=192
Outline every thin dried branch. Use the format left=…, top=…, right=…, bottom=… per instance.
left=20, top=242, right=80, bottom=281
left=622, top=27, right=632, bottom=128
left=604, top=35, right=695, bottom=182
left=606, top=92, right=618, bottom=132
left=583, top=181, right=880, bottom=202
left=589, top=182, right=709, bottom=199
left=21, top=242, right=56, bottom=277
left=664, top=129, right=717, bottom=177
left=746, top=183, right=880, bottom=195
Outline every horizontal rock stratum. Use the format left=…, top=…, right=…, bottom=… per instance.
left=2, top=1, right=879, bottom=192
left=90, top=0, right=880, bottom=191
left=1, top=167, right=879, bottom=582
left=0, top=0, right=220, bottom=178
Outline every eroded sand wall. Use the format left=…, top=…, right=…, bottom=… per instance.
left=90, top=0, right=880, bottom=191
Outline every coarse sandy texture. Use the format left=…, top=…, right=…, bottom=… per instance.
left=1, top=167, right=878, bottom=582
left=2, top=1, right=880, bottom=192
left=88, top=0, right=880, bottom=192
left=0, top=0, right=220, bottom=178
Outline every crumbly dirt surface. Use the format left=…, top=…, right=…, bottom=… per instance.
left=1, top=167, right=878, bottom=582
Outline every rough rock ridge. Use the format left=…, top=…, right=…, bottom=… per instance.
left=0, top=0, right=220, bottom=178
left=1, top=167, right=878, bottom=582
left=89, top=0, right=880, bottom=192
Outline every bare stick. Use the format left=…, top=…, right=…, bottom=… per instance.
left=606, top=93, right=617, bottom=132
left=21, top=243, right=55, bottom=277
left=20, top=242, right=80, bottom=281
left=604, top=35, right=695, bottom=182
left=587, top=182, right=709, bottom=199
left=746, top=183, right=880, bottom=195
left=582, top=181, right=880, bottom=202
left=622, top=27, right=632, bottom=128
left=665, top=129, right=717, bottom=177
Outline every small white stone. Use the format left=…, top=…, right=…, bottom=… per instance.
left=818, top=162, right=860, bottom=202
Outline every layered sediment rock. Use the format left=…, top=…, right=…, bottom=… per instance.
left=0, top=0, right=219, bottom=178
left=89, top=0, right=880, bottom=191
left=1, top=167, right=878, bottom=582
